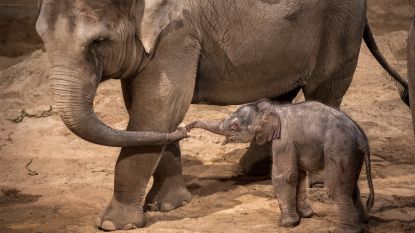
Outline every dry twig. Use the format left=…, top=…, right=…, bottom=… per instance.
left=92, top=169, right=113, bottom=176
left=8, top=106, right=54, bottom=123
left=25, top=159, right=39, bottom=176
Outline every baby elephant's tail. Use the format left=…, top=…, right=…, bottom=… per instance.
left=364, top=148, right=375, bottom=211
left=355, top=124, right=375, bottom=211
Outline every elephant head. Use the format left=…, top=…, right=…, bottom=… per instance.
left=186, top=101, right=281, bottom=145
left=35, top=0, right=186, bottom=147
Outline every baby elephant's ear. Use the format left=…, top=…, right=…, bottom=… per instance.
left=253, top=110, right=275, bottom=145
left=253, top=110, right=270, bottom=145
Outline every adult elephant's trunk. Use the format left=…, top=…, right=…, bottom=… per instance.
left=186, top=120, right=228, bottom=136
left=49, top=54, right=185, bottom=147
left=408, top=19, right=415, bottom=138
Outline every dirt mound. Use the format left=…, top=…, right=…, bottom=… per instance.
left=0, top=50, right=51, bottom=120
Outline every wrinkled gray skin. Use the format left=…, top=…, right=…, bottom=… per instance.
left=409, top=14, right=415, bottom=138
left=187, top=100, right=375, bottom=233
left=36, top=0, right=406, bottom=230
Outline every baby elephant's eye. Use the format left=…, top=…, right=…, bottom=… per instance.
left=230, top=122, right=240, bottom=131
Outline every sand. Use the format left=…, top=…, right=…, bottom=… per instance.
left=0, top=0, right=414, bottom=232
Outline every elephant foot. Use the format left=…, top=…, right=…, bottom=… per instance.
left=145, top=178, right=191, bottom=212
left=298, top=206, right=315, bottom=218
left=278, top=213, right=300, bottom=228
left=96, top=197, right=146, bottom=231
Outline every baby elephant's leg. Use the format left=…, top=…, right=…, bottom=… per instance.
left=333, top=194, right=363, bottom=233
left=297, top=171, right=315, bottom=218
left=325, top=154, right=363, bottom=233
left=353, top=184, right=369, bottom=224
left=272, top=143, right=300, bottom=227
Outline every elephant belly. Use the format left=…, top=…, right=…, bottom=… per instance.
left=189, top=0, right=365, bottom=105
left=191, top=0, right=326, bottom=105
left=193, top=36, right=315, bottom=105
left=193, top=65, right=305, bottom=105
left=296, top=140, right=325, bottom=172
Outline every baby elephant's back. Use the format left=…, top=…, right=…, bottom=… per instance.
left=282, top=102, right=367, bottom=152
left=300, top=102, right=367, bottom=154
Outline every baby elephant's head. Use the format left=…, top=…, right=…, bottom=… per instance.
left=187, top=103, right=281, bottom=145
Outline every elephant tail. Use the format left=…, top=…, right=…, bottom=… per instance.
left=363, top=147, right=375, bottom=211
left=363, top=21, right=410, bottom=106
left=354, top=122, right=375, bottom=211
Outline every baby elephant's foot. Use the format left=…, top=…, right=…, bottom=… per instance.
left=279, top=213, right=300, bottom=228
left=96, top=198, right=146, bottom=231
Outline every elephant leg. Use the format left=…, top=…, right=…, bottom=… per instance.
left=304, top=74, right=354, bottom=188
left=145, top=142, right=191, bottom=212
left=272, top=143, right=300, bottom=227
left=325, top=153, right=364, bottom=233
left=333, top=194, right=363, bottom=233
left=353, top=183, right=369, bottom=224
left=97, top=35, right=200, bottom=230
left=122, top=78, right=191, bottom=213
left=297, top=171, right=315, bottom=218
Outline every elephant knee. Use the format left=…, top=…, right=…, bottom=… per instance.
left=272, top=169, right=299, bottom=186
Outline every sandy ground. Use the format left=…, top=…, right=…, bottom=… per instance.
left=0, top=1, right=415, bottom=232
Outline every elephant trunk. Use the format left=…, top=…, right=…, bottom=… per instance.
left=408, top=19, right=415, bottom=138
left=186, top=120, right=228, bottom=136
left=49, top=55, right=184, bottom=147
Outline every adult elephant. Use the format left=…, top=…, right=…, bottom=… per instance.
left=36, top=0, right=410, bottom=230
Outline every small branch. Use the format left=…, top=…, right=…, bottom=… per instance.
left=92, top=169, right=113, bottom=176
left=9, top=110, right=26, bottom=123
left=8, top=106, right=54, bottom=123
left=25, top=159, right=39, bottom=176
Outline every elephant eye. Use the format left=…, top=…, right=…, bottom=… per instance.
left=89, top=37, right=111, bottom=56
left=230, top=122, right=240, bottom=131
left=89, top=37, right=110, bottom=49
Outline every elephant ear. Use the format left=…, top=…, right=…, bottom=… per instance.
left=253, top=110, right=281, bottom=145
left=139, top=0, right=183, bottom=53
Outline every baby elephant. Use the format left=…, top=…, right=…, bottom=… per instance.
left=187, top=100, right=374, bottom=233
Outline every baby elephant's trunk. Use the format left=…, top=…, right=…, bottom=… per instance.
left=186, top=120, right=227, bottom=136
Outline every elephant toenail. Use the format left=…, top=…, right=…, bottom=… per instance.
left=122, top=224, right=135, bottom=230
left=101, top=220, right=116, bottom=231
left=182, top=200, right=189, bottom=206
